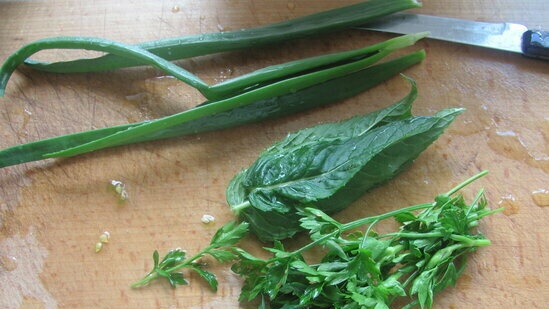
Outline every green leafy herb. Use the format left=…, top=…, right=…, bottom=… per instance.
left=131, top=113, right=500, bottom=307
left=231, top=171, right=503, bottom=308
left=138, top=172, right=501, bottom=308
left=131, top=221, right=249, bottom=290
left=227, top=77, right=464, bottom=241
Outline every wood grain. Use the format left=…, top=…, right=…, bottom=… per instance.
left=0, top=1, right=547, bottom=308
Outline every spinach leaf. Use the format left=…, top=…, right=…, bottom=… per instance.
left=227, top=78, right=463, bottom=241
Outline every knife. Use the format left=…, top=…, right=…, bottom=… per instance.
left=359, top=13, right=549, bottom=60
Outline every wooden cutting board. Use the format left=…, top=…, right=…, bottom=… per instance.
left=0, top=1, right=547, bottom=308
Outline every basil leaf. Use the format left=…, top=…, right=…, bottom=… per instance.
left=227, top=79, right=463, bottom=241
left=316, top=108, right=463, bottom=215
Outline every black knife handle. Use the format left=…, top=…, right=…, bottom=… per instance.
left=521, top=30, right=549, bottom=60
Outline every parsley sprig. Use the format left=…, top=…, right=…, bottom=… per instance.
left=133, top=171, right=502, bottom=309
left=231, top=171, right=501, bottom=308
left=131, top=221, right=249, bottom=290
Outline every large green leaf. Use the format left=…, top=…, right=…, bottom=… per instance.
left=227, top=80, right=463, bottom=241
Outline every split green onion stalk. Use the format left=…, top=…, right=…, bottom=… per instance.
left=15, top=0, right=421, bottom=74
left=0, top=0, right=424, bottom=168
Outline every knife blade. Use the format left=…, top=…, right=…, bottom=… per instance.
left=359, top=13, right=549, bottom=60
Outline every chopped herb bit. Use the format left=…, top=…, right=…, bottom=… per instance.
left=201, top=214, right=216, bottom=224
left=95, top=242, right=103, bottom=253
left=99, top=231, right=110, bottom=243
left=110, top=180, right=128, bottom=201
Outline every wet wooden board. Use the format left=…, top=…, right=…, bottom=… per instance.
left=0, top=0, right=547, bottom=308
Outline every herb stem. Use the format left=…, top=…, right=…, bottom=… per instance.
left=469, top=207, right=505, bottom=220
left=341, top=202, right=434, bottom=231
left=379, top=231, right=444, bottom=239
left=444, top=170, right=489, bottom=197
left=130, top=273, right=158, bottom=288
left=449, top=235, right=491, bottom=247
left=288, top=202, right=434, bottom=258
left=130, top=245, right=213, bottom=288
left=231, top=201, right=251, bottom=215
left=378, top=232, right=492, bottom=248
left=292, top=232, right=339, bottom=256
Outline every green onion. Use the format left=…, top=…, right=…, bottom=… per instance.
left=43, top=35, right=425, bottom=159
left=0, top=1, right=426, bottom=168
left=20, top=0, right=421, bottom=74
left=0, top=49, right=425, bottom=167
left=0, top=32, right=425, bottom=100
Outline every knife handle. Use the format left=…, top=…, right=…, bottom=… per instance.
left=522, top=30, right=549, bottom=60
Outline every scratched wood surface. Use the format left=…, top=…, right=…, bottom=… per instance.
left=0, top=1, right=547, bottom=308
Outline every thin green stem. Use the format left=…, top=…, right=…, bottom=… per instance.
left=163, top=247, right=212, bottom=273
left=449, top=235, right=491, bottom=247
left=291, top=231, right=340, bottom=257
left=445, top=170, right=488, bottom=197
left=425, top=243, right=464, bottom=269
left=130, top=272, right=158, bottom=288
left=280, top=202, right=433, bottom=260
left=468, top=207, right=505, bottom=220
left=466, top=188, right=485, bottom=216
left=131, top=245, right=214, bottom=288
left=361, top=218, right=380, bottom=248
left=379, top=231, right=444, bottom=239
left=341, top=202, right=434, bottom=231
left=231, top=201, right=251, bottom=215
left=377, top=231, right=492, bottom=248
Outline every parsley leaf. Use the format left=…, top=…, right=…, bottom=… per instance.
left=131, top=221, right=249, bottom=290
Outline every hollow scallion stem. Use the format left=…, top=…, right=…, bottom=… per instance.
left=22, top=0, right=422, bottom=73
